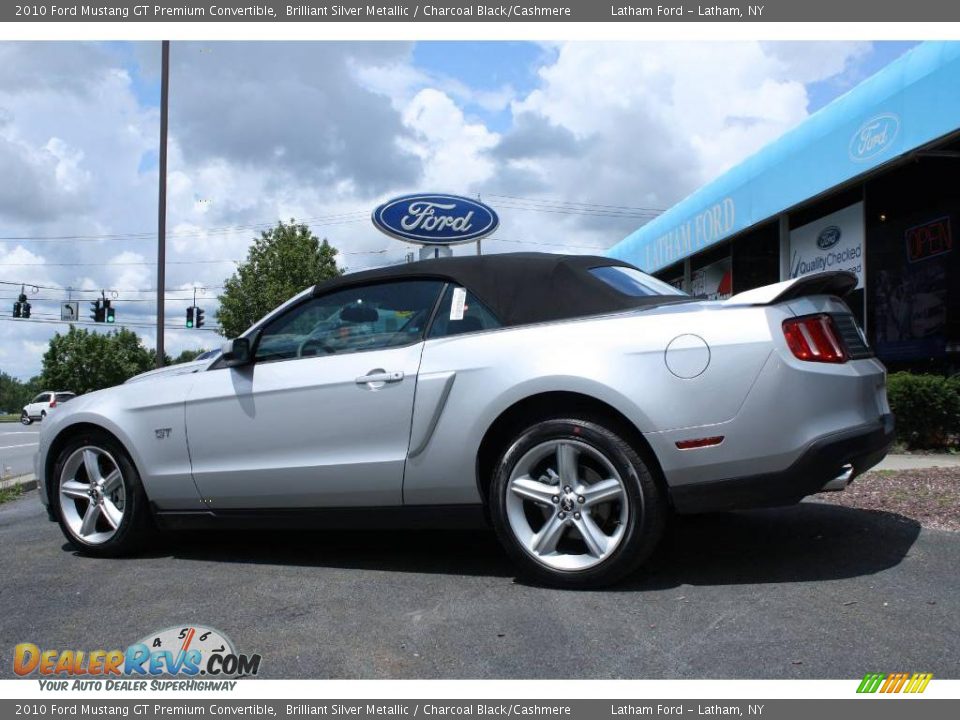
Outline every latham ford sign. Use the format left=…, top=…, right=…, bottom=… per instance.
left=372, top=193, right=499, bottom=245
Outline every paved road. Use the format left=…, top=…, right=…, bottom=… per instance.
left=0, top=423, right=39, bottom=479
left=1, top=490, right=958, bottom=679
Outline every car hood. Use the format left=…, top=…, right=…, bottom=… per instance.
left=125, top=359, right=210, bottom=384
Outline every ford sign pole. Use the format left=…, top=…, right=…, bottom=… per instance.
left=372, top=193, right=499, bottom=257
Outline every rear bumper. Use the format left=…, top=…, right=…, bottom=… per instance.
left=670, top=413, right=894, bottom=514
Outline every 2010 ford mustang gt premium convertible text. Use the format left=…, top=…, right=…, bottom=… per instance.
left=35, top=253, right=894, bottom=587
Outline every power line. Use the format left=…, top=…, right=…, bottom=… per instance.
left=0, top=281, right=226, bottom=294
left=486, top=193, right=665, bottom=214
left=0, top=247, right=386, bottom=267
left=0, top=316, right=222, bottom=332
left=0, top=295, right=220, bottom=303
left=491, top=200, right=660, bottom=220
left=0, top=194, right=660, bottom=243
left=484, top=235, right=613, bottom=251
left=0, top=211, right=371, bottom=242
left=0, top=260, right=239, bottom=267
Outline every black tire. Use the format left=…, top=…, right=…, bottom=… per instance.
left=20, top=411, right=32, bottom=425
left=50, top=430, right=153, bottom=557
left=489, top=417, right=666, bottom=589
left=40, top=411, right=46, bottom=421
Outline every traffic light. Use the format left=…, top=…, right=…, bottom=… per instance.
left=195, top=307, right=205, bottom=328
left=104, top=299, right=115, bottom=323
left=13, top=291, right=29, bottom=319
left=90, top=299, right=105, bottom=323
left=185, top=306, right=194, bottom=328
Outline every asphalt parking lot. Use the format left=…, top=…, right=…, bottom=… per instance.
left=1, top=488, right=958, bottom=679
left=0, top=423, right=39, bottom=478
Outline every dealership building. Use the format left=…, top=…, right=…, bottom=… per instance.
left=607, top=41, right=960, bottom=372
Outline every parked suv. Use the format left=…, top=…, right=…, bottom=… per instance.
left=22, top=392, right=75, bottom=424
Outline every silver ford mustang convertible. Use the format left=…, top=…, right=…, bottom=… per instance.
left=36, top=253, right=893, bottom=587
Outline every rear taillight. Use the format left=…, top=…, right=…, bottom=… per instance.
left=782, top=314, right=847, bottom=363
left=49, top=398, right=57, bottom=408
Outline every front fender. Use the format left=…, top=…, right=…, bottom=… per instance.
left=39, top=376, right=204, bottom=511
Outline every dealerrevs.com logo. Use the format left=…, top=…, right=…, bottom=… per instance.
left=14, top=625, right=261, bottom=691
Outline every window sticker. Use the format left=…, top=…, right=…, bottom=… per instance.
left=450, top=287, right=467, bottom=321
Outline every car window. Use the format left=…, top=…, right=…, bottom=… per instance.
left=32, top=394, right=48, bottom=404
left=428, top=285, right=502, bottom=339
left=254, top=280, right=446, bottom=363
left=590, top=265, right=688, bottom=297
left=55, top=393, right=75, bottom=403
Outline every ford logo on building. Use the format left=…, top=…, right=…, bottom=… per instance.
left=817, top=225, right=842, bottom=250
left=372, top=193, right=499, bottom=245
left=849, top=113, right=900, bottom=163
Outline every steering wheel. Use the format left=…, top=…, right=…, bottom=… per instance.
left=297, top=334, right=336, bottom=357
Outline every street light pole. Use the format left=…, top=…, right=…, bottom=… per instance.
left=156, top=40, right=170, bottom=368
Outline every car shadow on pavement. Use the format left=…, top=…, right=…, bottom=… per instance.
left=618, top=500, right=922, bottom=591
left=133, top=500, right=923, bottom=588
left=147, top=526, right=516, bottom=578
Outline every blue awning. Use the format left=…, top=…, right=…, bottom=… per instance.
left=608, top=41, right=960, bottom=273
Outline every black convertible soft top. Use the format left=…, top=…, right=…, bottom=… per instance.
left=311, top=252, right=684, bottom=327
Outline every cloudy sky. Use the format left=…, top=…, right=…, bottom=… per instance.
left=0, top=40, right=918, bottom=380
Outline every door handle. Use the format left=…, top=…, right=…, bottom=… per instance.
left=356, top=370, right=404, bottom=386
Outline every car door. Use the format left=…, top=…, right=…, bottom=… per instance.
left=27, top=393, right=49, bottom=419
left=184, top=279, right=446, bottom=509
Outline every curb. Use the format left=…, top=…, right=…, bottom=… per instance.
left=0, top=473, right=37, bottom=493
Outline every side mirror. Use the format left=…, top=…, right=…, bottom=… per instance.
left=221, top=337, right=252, bottom=367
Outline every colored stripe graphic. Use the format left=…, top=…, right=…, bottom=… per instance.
left=857, top=672, right=932, bottom=693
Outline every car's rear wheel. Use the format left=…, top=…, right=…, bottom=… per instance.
left=40, top=410, right=46, bottom=421
left=20, top=411, right=32, bottom=425
left=51, top=431, right=153, bottom=557
left=489, top=418, right=666, bottom=588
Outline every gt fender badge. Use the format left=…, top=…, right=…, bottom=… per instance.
left=155, top=428, right=172, bottom=439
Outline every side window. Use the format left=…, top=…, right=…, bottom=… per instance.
left=254, top=280, right=445, bottom=363
left=428, top=285, right=502, bottom=339
left=32, top=394, right=48, bottom=404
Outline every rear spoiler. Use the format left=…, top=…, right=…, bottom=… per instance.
left=722, top=271, right=857, bottom=306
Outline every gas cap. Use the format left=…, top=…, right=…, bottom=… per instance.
left=665, top=334, right=710, bottom=379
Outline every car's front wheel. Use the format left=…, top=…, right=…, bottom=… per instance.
left=20, top=411, right=32, bottom=425
left=51, top=431, right=153, bottom=557
left=489, top=417, right=666, bottom=588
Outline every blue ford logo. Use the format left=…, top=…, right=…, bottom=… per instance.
left=849, top=113, right=900, bottom=162
left=372, top=193, right=499, bottom=245
left=817, top=225, right=842, bottom=250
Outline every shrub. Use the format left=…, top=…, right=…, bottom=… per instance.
left=886, top=372, right=960, bottom=450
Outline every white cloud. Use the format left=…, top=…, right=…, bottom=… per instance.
left=399, top=88, right=499, bottom=191
left=0, top=40, right=881, bottom=378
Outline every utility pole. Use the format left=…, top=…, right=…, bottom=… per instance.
left=156, top=40, right=170, bottom=367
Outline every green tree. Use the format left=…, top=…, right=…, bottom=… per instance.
left=40, top=326, right=155, bottom=395
left=216, top=219, right=342, bottom=338
left=173, top=348, right=206, bottom=364
left=0, top=373, right=43, bottom=412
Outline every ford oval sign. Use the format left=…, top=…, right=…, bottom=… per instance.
left=848, top=113, right=900, bottom=163
left=817, top=225, right=842, bottom=250
left=372, top=193, right=499, bottom=245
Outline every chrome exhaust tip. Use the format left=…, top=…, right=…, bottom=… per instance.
left=822, top=464, right=855, bottom=492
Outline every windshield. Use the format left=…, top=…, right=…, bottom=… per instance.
left=590, top=265, right=688, bottom=297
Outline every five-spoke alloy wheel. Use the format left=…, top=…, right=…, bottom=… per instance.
left=490, top=417, right=666, bottom=588
left=59, top=447, right=126, bottom=545
left=52, top=431, right=152, bottom=556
